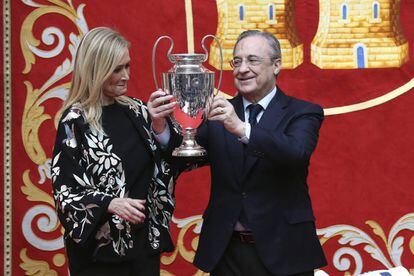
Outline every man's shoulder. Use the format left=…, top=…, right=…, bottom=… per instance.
left=290, top=96, right=322, bottom=109
left=284, top=93, right=323, bottom=115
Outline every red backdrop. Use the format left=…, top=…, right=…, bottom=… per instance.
left=3, top=0, right=414, bottom=275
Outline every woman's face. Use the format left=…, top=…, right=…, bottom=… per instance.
left=102, top=49, right=130, bottom=105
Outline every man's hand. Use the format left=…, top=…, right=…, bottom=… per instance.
left=148, top=89, right=177, bottom=134
left=208, top=95, right=245, bottom=137
left=107, top=198, right=146, bottom=224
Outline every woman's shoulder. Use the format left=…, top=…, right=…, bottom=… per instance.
left=117, top=96, right=150, bottom=121
left=126, top=96, right=147, bottom=108
left=60, top=104, right=86, bottom=125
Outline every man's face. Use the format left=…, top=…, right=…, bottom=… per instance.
left=233, top=36, right=281, bottom=102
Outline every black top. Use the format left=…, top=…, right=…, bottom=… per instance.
left=102, top=102, right=153, bottom=200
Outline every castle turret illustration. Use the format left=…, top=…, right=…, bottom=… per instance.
left=311, top=0, right=409, bottom=69
left=209, top=0, right=303, bottom=70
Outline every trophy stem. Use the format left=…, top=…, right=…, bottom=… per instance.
left=172, top=128, right=206, bottom=157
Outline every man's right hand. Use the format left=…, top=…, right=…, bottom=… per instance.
left=148, top=89, right=177, bottom=134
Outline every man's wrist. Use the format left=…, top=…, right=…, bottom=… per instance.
left=238, top=121, right=250, bottom=144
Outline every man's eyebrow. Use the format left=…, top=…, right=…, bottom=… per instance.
left=233, top=55, right=260, bottom=59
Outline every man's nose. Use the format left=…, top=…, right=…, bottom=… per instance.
left=238, top=60, right=250, bottom=73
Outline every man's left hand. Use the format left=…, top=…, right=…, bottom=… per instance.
left=208, top=95, right=245, bottom=137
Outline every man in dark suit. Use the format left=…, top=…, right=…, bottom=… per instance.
left=149, top=30, right=327, bottom=275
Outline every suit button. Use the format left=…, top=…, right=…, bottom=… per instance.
left=242, top=192, right=247, bottom=198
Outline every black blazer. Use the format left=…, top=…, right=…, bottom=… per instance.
left=51, top=98, right=177, bottom=272
left=193, top=89, right=327, bottom=275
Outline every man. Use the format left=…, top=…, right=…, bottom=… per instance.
left=148, top=30, right=327, bottom=275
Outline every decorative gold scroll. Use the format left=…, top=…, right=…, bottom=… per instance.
left=19, top=0, right=89, bottom=274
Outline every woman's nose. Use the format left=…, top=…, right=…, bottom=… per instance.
left=122, top=68, right=130, bottom=80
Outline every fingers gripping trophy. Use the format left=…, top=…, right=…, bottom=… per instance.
left=152, top=35, right=223, bottom=157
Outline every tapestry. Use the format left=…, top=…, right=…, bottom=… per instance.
left=3, top=0, right=414, bottom=275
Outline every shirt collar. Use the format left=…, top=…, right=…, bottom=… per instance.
left=242, top=86, right=277, bottom=111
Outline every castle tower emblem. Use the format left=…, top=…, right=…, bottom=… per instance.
left=209, top=0, right=303, bottom=70
left=311, top=0, right=409, bottom=69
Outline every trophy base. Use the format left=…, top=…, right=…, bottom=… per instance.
left=172, top=146, right=206, bottom=157
left=172, top=128, right=207, bottom=157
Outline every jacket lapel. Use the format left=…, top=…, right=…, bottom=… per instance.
left=121, top=102, right=156, bottom=157
left=225, top=94, right=245, bottom=184
left=242, top=88, right=290, bottom=179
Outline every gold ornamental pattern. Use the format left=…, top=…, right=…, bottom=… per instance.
left=19, top=0, right=88, bottom=274
left=317, top=213, right=414, bottom=274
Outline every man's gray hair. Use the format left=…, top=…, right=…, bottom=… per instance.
left=233, top=30, right=281, bottom=60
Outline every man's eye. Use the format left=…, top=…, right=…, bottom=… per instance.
left=248, top=58, right=260, bottom=64
left=233, top=59, right=242, bottom=65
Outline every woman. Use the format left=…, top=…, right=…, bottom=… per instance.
left=51, top=27, right=178, bottom=275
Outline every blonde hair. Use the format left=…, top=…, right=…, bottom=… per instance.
left=63, top=27, right=134, bottom=133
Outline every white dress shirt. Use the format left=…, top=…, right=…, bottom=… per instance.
left=239, top=86, right=277, bottom=143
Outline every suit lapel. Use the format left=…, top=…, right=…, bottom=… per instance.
left=243, top=89, right=290, bottom=178
left=224, top=94, right=245, bottom=184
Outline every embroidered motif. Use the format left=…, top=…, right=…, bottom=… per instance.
left=51, top=97, right=176, bottom=257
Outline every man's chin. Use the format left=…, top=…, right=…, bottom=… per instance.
left=236, top=85, right=253, bottom=94
left=238, top=90, right=253, bottom=97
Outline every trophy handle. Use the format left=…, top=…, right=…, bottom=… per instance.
left=152, top=36, right=174, bottom=89
left=201, top=35, right=223, bottom=96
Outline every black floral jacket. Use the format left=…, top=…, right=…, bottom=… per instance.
left=51, top=97, right=178, bottom=266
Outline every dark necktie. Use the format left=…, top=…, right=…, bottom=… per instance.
left=238, top=104, right=263, bottom=230
left=247, top=104, right=263, bottom=126
left=243, top=103, right=263, bottom=164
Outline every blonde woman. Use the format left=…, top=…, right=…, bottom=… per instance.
left=51, top=27, right=178, bottom=275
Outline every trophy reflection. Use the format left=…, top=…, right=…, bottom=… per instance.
left=152, top=35, right=223, bottom=157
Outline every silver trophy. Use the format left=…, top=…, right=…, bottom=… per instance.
left=152, top=35, right=223, bottom=157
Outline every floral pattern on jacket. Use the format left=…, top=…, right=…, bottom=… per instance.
left=51, top=98, right=177, bottom=259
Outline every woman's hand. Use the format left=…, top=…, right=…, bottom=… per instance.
left=107, top=198, right=146, bottom=224
left=148, top=89, right=177, bottom=134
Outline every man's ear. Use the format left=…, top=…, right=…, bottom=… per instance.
left=274, top=59, right=282, bottom=76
